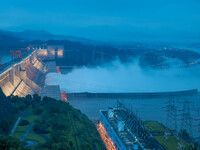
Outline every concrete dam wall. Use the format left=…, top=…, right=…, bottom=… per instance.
left=0, top=50, right=46, bottom=97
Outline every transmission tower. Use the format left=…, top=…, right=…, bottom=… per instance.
left=165, top=97, right=177, bottom=139
left=179, top=100, right=193, bottom=150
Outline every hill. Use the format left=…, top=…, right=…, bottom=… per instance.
left=0, top=29, right=200, bottom=69
left=0, top=88, right=104, bottom=149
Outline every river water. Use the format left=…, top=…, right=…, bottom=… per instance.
left=68, top=94, right=200, bottom=138
left=1, top=55, right=11, bottom=64
left=47, top=56, right=200, bottom=138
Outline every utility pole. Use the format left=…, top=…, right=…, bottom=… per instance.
left=165, top=97, right=173, bottom=140
left=194, top=108, right=200, bottom=150
left=171, top=98, right=178, bottom=135
left=179, top=100, right=193, bottom=149
left=184, top=100, right=192, bottom=137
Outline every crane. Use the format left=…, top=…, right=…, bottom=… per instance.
left=20, top=48, right=28, bottom=55
left=9, top=51, right=15, bottom=61
left=21, top=48, right=24, bottom=55
left=15, top=50, right=22, bottom=60
left=25, top=48, right=28, bottom=55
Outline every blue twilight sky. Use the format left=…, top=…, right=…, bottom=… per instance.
left=0, top=0, right=200, bottom=42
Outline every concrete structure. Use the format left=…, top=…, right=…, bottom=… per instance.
left=0, top=50, right=46, bottom=97
left=100, top=106, right=166, bottom=150
left=66, top=89, right=198, bottom=99
left=47, top=45, right=64, bottom=59
left=41, top=85, right=61, bottom=100
left=100, top=109, right=139, bottom=150
left=0, top=45, right=64, bottom=100
left=46, top=61, right=57, bottom=73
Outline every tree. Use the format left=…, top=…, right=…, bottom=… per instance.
left=0, top=135, right=26, bottom=150
left=180, top=129, right=190, bottom=141
left=0, top=88, right=6, bottom=101
left=0, top=120, right=9, bottom=134
left=69, top=141, right=73, bottom=148
left=33, top=94, right=41, bottom=103
left=24, top=95, right=32, bottom=106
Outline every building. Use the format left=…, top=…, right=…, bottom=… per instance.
left=99, top=103, right=166, bottom=150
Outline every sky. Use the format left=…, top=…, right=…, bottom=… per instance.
left=0, top=0, right=200, bottom=42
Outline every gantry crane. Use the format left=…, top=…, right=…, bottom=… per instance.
left=25, top=48, right=28, bottom=55
left=9, top=50, right=15, bottom=61
left=15, top=50, right=22, bottom=60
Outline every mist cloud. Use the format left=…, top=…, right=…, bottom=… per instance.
left=45, top=59, right=200, bottom=93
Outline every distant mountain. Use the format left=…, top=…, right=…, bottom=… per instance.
left=0, top=29, right=97, bottom=44
left=0, top=30, right=20, bottom=44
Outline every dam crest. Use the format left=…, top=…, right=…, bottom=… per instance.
left=0, top=45, right=63, bottom=98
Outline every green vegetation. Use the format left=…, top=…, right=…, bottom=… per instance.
left=23, top=115, right=40, bottom=123
left=15, top=125, right=29, bottom=132
left=0, top=135, right=26, bottom=150
left=155, top=136, right=178, bottom=150
left=144, top=121, right=199, bottom=150
left=26, top=134, right=45, bottom=144
left=144, top=121, right=179, bottom=149
left=0, top=135, right=25, bottom=150
left=35, top=97, right=104, bottom=150
left=0, top=88, right=104, bottom=149
left=19, top=120, right=30, bottom=126
left=12, top=132, right=24, bottom=139
left=144, top=121, right=165, bottom=135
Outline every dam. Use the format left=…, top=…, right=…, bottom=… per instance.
left=1, top=43, right=199, bottom=100
left=1, top=44, right=198, bottom=99
left=0, top=45, right=63, bottom=99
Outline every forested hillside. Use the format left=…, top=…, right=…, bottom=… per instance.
left=0, top=88, right=104, bottom=149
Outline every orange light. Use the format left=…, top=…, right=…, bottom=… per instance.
left=97, top=122, right=117, bottom=150
left=57, top=66, right=61, bottom=74
left=61, top=91, right=67, bottom=103
left=37, top=50, right=48, bottom=56
left=57, top=50, right=63, bottom=57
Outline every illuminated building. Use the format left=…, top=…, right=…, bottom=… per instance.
left=99, top=105, right=166, bottom=150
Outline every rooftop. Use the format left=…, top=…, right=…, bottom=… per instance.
left=101, top=108, right=166, bottom=150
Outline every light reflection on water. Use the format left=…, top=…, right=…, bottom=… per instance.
left=69, top=94, right=200, bottom=138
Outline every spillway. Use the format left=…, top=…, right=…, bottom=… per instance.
left=0, top=49, right=46, bottom=97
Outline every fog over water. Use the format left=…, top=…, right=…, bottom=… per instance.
left=45, top=59, right=200, bottom=138
left=46, top=59, right=200, bottom=93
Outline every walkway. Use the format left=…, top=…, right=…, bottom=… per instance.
left=9, top=117, right=21, bottom=136
left=20, top=122, right=35, bottom=141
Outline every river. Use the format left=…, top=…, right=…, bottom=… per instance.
left=46, top=57, right=200, bottom=138
left=68, top=94, right=200, bottom=138
left=1, top=55, right=11, bottom=64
